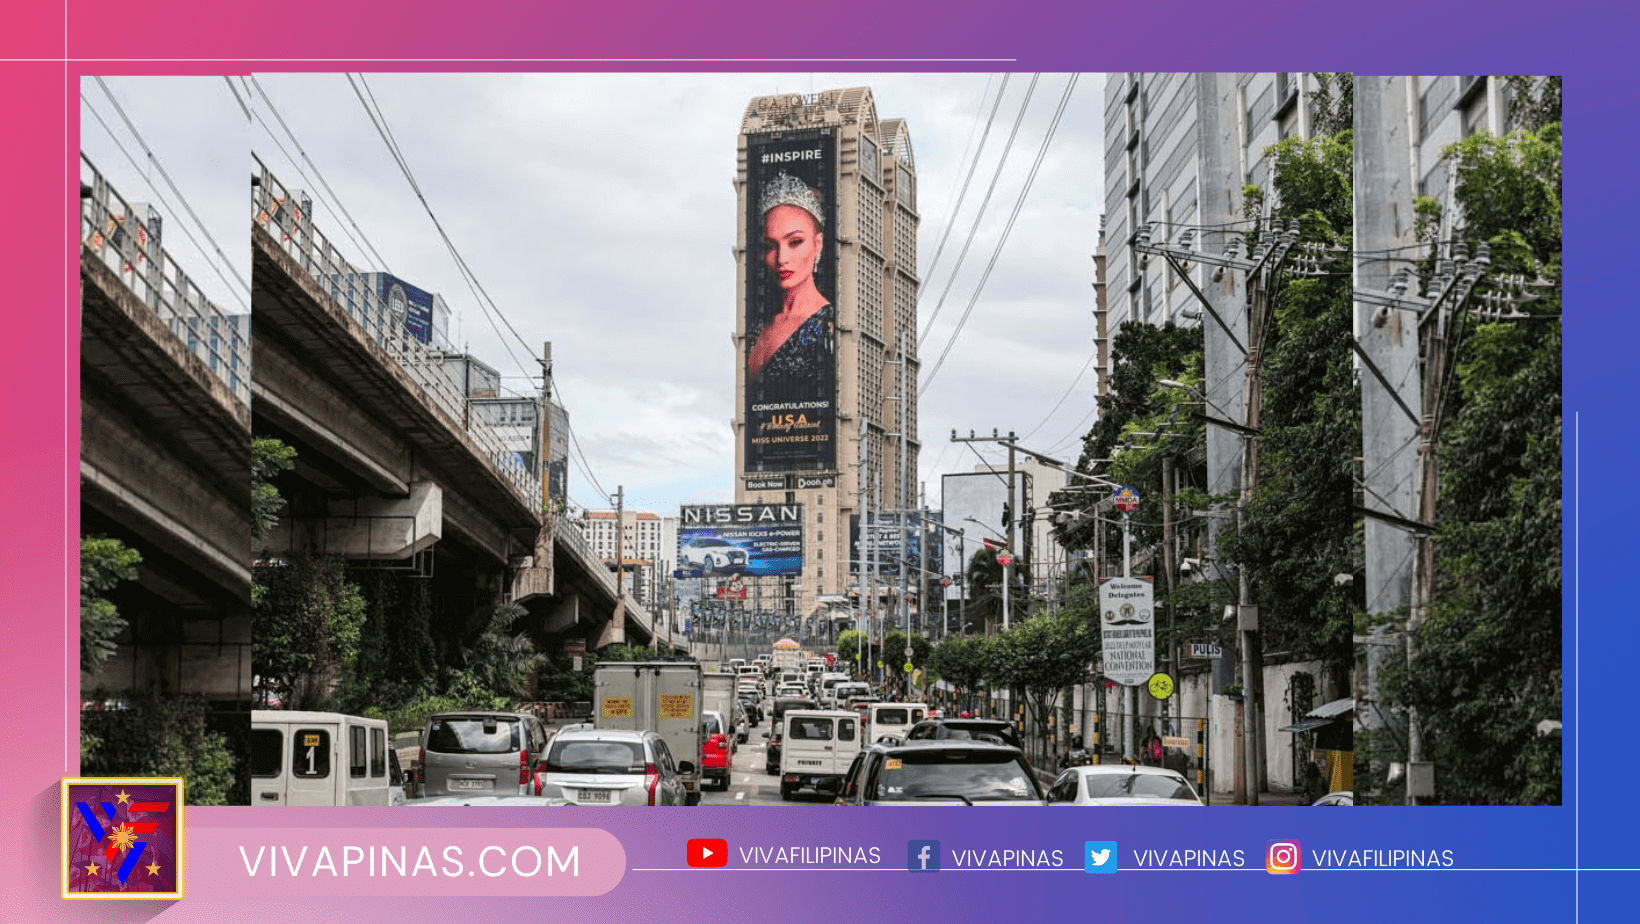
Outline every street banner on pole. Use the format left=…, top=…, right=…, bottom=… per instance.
left=1098, top=576, right=1155, bottom=686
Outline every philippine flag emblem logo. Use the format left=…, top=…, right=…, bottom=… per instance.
left=62, top=778, right=184, bottom=899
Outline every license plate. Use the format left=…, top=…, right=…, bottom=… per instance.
left=456, top=779, right=486, bottom=790
left=577, top=789, right=612, bottom=803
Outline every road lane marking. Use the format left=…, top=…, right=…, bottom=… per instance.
left=736, top=792, right=745, bottom=801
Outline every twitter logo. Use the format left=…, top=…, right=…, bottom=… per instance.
left=1084, top=841, right=1118, bottom=874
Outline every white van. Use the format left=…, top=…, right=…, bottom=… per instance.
left=779, top=709, right=861, bottom=800
left=866, top=702, right=929, bottom=744
left=251, top=711, right=397, bottom=806
left=827, top=681, right=872, bottom=709
left=817, top=672, right=850, bottom=703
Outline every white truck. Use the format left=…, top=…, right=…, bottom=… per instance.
left=593, top=661, right=704, bottom=804
left=770, top=647, right=803, bottom=675
left=866, top=702, right=929, bottom=744
left=779, top=709, right=862, bottom=800
left=702, top=671, right=745, bottom=745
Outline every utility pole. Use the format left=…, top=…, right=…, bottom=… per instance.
left=1136, top=197, right=1297, bottom=803
left=614, top=485, right=625, bottom=647
left=857, top=414, right=870, bottom=676
left=1005, top=437, right=1017, bottom=631
left=1162, top=453, right=1176, bottom=731
left=898, top=331, right=911, bottom=651
left=920, top=483, right=930, bottom=638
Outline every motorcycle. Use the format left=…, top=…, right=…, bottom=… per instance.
left=1058, top=735, right=1092, bottom=770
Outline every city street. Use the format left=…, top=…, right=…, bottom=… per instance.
left=699, top=712, right=832, bottom=806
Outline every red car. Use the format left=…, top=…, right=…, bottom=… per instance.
left=700, top=711, right=733, bottom=791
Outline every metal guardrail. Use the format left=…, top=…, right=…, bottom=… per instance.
left=80, top=153, right=251, bottom=406
left=251, top=154, right=536, bottom=503
left=555, top=515, right=658, bottom=638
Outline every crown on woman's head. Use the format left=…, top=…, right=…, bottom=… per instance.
left=759, top=172, right=825, bottom=229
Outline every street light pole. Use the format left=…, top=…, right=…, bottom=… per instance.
left=1005, top=436, right=1017, bottom=631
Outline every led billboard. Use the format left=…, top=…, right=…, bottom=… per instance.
left=743, top=131, right=838, bottom=473
left=678, top=503, right=804, bottom=577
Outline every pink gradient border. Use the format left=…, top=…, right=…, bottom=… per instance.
left=1, top=2, right=1600, bottom=921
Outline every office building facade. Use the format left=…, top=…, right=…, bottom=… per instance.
left=733, top=87, right=919, bottom=624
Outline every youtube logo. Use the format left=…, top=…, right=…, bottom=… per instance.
left=687, top=838, right=728, bottom=868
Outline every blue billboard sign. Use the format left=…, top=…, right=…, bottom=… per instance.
left=374, top=272, right=435, bottom=344
left=679, top=503, right=804, bottom=577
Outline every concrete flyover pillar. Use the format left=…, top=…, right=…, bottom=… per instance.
left=268, top=481, right=442, bottom=560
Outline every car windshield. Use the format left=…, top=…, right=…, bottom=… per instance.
left=426, top=718, right=520, bottom=754
left=1082, top=772, right=1198, bottom=801
left=788, top=717, right=835, bottom=740
left=544, top=740, right=645, bottom=774
left=869, top=751, right=1039, bottom=802
left=932, top=723, right=1019, bottom=748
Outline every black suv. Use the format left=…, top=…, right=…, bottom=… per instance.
left=835, top=740, right=1043, bottom=805
left=762, top=722, right=785, bottom=775
left=903, top=717, right=1024, bottom=753
left=770, top=696, right=817, bottom=725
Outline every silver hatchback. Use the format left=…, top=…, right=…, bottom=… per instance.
left=532, top=729, right=694, bottom=806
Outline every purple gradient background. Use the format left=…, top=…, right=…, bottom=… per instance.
left=1, top=1, right=1613, bottom=921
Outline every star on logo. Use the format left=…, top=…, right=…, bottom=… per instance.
left=115, top=790, right=132, bottom=805
left=145, top=859, right=162, bottom=877
left=85, top=862, right=101, bottom=876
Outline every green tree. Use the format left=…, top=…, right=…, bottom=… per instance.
left=252, top=554, right=366, bottom=710
left=251, top=437, right=297, bottom=542
left=963, top=547, right=1030, bottom=633
left=833, top=628, right=877, bottom=673
left=463, top=602, right=547, bottom=699
left=1057, top=322, right=1205, bottom=565
left=881, top=630, right=933, bottom=693
left=80, top=536, right=140, bottom=676
left=81, top=694, right=237, bottom=805
left=1308, top=72, right=1354, bottom=137
left=926, top=635, right=990, bottom=709
left=339, top=570, right=438, bottom=711
left=984, top=611, right=1101, bottom=764
left=1233, top=128, right=1361, bottom=678
left=1385, top=113, right=1562, bottom=805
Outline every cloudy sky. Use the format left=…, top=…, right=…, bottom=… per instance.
left=81, top=72, right=1108, bottom=517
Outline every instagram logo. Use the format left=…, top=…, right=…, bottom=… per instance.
left=1266, top=841, right=1302, bottom=874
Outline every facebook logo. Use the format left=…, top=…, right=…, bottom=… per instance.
left=907, top=840, right=941, bottom=873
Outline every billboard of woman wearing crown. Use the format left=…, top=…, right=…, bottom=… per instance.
left=744, top=133, right=838, bottom=474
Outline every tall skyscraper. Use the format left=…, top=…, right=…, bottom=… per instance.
left=734, top=87, right=919, bottom=623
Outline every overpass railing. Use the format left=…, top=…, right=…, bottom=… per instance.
left=80, top=153, right=251, bottom=406
left=252, top=154, right=537, bottom=505
left=555, top=514, right=657, bottom=638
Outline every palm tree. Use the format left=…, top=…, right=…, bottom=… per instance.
left=965, top=548, right=1030, bottom=634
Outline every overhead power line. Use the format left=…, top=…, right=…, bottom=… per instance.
left=347, top=73, right=535, bottom=386
left=85, top=79, right=250, bottom=312
left=916, top=74, right=1010, bottom=340
left=247, top=75, right=395, bottom=278
left=920, top=73, right=1081, bottom=394
left=916, top=74, right=1040, bottom=352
